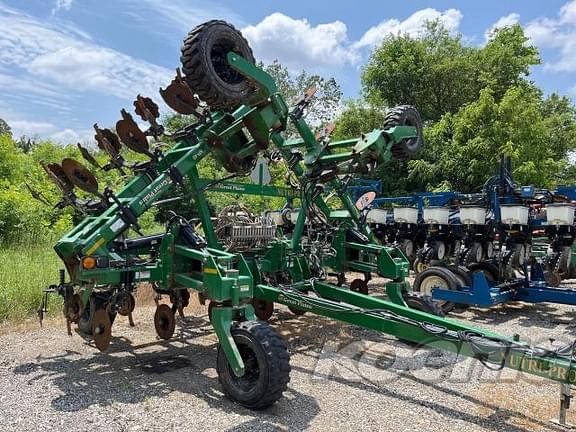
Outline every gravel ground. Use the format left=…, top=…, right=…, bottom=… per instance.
left=2, top=279, right=576, bottom=431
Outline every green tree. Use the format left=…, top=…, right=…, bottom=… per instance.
left=261, top=60, right=342, bottom=136
left=0, top=118, right=11, bottom=137
left=362, top=22, right=540, bottom=122
left=409, top=84, right=576, bottom=192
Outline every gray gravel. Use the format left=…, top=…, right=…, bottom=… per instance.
left=2, top=280, right=576, bottom=431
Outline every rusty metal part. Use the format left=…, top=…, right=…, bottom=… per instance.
left=154, top=304, right=175, bottom=340
left=77, top=143, right=102, bottom=169
left=251, top=298, right=274, bottom=321
left=61, top=158, right=99, bottom=194
left=41, top=161, right=74, bottom=193
left=118, top=292, right=135, bottom=316
left=64, top=293, right=83, bottom=336
left=350, top=278, right=369, bottom=295
left=64, top=293, right=83, bottom=323
left=315, top=122, right=335, bottom=141
left=160, top=68, right=199, bottom=115
left=134, top=95, right=159, bottom=120
left=116, top=109, right=151, bottom=155
left=92, top=309, right=112, bottom=352
left=94, top=124, right=122, bottom=155
left=170, top=289, right=190, bottom=317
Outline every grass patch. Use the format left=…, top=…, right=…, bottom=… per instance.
left=0, top=242, right=63, bottom=322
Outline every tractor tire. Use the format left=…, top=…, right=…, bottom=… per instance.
left=402, top=291, right=445, bottom=316
left=446, top=265, right=473, bottom=287
left=464, top=242, right=483, bottom=265
left=396, top=292, right=444, bottom=346
left=413, top=267, right=459, bottom=313
left=399, top=239, right=415, bottom=262
left=383, top=105, right=424, bottom=160
left=467, top=262, right=500, bottom=283
left=445, top=265, right=472, bottom=311
left=217, top=320, right=290, bottom=409
left=288, top=306, right=307, bottom=316
left=181, top=20, right=255, bottom=110
left=251, top=298, right=274, bottom=321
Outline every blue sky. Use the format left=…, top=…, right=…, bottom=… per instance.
left=1, top=0, right=575, bottom=144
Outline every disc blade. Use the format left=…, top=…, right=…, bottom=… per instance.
left=94, top=126, right=122, bottom=155
left=154, top=304, right=175, bottom=340
left=61, top=158, right=99, bottom=194
left=160, top=79, right=198, bottom=114
left=116, top=113, right=150, bottom=154
left=134, top=95, right=160, bottom=121
left=92, top=309, right=112, bottom=352
left=42, top=161, right=74, bottom=193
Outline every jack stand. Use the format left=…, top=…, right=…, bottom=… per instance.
left=551, top=383, right=574, bottom=429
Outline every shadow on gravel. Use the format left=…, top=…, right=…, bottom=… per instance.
left=271, top=310, right=564, bottom=432
left=12, top=314, right=320, bottom=431
left=450, top=301, right=576, bottom=329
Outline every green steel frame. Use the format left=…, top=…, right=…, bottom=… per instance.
left=46, top=51, right=576, bottom=397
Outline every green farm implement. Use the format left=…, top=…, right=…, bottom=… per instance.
left=37, top=20, right=576, bottom=418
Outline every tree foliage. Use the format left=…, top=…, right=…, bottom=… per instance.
left=0, top=118, right=11, bottom=137
left=336, top=22, right=575, bottom=195
left=362, top=23, right=540, bottom=121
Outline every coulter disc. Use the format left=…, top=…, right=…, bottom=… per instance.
left=92, top=309, right=112, bottom=352
left=154, top=304, right=176, bottom=340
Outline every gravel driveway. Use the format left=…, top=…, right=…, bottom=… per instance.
left=2, top=282, right=576, bottom=431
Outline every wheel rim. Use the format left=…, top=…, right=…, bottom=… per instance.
left=474, top=244, right=483, bottom=262
left=401, top=116, right=419, bottom=151
left=415, top=261, right=428, bottom=273
left=485, top=242, right=494, bottom=258
left=224, top=340, right=262, bottom=395
left=403, top=240, right=414, bottom=259
left=210, top=40, right=244, bottom=85
left=419, top=275, right=449, bottom=306
left=435, top=242, right=446, bottom=260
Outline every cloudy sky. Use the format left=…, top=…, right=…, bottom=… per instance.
left=0, top=0, right=575, bottom=144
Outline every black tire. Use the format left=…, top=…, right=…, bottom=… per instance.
left=350, top=278, right=369, bottom=295
left=467, top=262, right=499, bottom=283
left=402, top=291, right=445, bottom=316
left=399, top=239, right=415, bottom=261
left=287, top=306, right=306, bottom=316
left=181, top=20, right=255, bottom=110
left=446, top=265, right=473, bottom=287
left=396, top=292, right=444, bottom=346
left=217, top=321, right=290, bottom=409
left=445, top=265, right=471, bottom=310
left=252, top=298, right=274, bottom=321
left=383, top=105, right=424, bottom=160
left=465, top=243, right=483, bottom=265
left=413, top=267, right=459, bottom=313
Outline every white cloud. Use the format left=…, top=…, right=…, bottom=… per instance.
left=354, top=8, right=463, bottom=49
left=9, top=119, right=57, bottom=137
left=129, top=0, right=245, bottom=35
left=50, top=128, right=86, bottom=144
left=0, top=5, right=173, bottom=100
left=4, top=117, right=90, bottom=144
left=242, top=13, right=359, bottom=69
left=52, top=0, right=73, bottom=15
left=485, top=13, right=520, bottom=41
left=524, top=0, right=576, bottom=72
left=242, top=9, right=463, bottom=70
